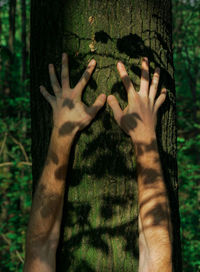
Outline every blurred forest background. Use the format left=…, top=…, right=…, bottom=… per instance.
left=0, top=0, right=199, bottom=271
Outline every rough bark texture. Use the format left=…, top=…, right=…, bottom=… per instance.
left=30, top=0, right=181, bottom=271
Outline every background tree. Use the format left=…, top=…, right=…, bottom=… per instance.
left=21, top=0, right=27, bottom=82
left=8, top=0, right=16, bottom=54
left=0, top=0, right=31, bottom=271
left=4, top=0, right=16, bottom=96
left=30, top=0, right=181, bottom=271
left=172, top=0, right=200, bottom=270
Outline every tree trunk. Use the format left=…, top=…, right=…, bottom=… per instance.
left=0, top=6, right=2, bottom=94
left=30, top=0, right=182, bottom=271
left=4, top=0, right=16, bottom=96
left=0, top=5, right=2, bottom=37
left=21, top=0, right=27, bottom=82
left=8, top=0, right=16, bottom=54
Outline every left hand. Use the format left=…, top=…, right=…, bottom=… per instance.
left=107, top=58, right=167, bottom=144
left=40, top=53, right=106, bottom=137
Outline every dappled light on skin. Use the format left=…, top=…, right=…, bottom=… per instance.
left=40, top=54, right=106, bottom=137
left=59, top=122, right=77, bottom=136
left=120, top=113, right=142, bottom=135
left=64, top=58, right=170, bottom=272
left=107, top=58, right=172, bottom=272
left=62, top=98, right=74, bottom=109
left=107, top=59, right=167, bottom=143
left=24, top=53, right=107, bottom=271
left=57, top=104, right=106, bottom=136
left=31, top=184, right=61, bottom=220
left=27, top=140, right=170, bottom=271
left=56, top=57, right=171, bottom=271
left=54, top=164, right=68, bottom=181
left=45, top=149, right=59, bottom=165
left=25, top=49, right=172, bottom=272
left=143, top=202, right=170, bottom=227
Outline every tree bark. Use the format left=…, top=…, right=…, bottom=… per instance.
left=30, top=0, right=182, bottom=271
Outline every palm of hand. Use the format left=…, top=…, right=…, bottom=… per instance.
left=107, top=58, right=166, bottom=142
left=40, top=54, right=106, bottom=136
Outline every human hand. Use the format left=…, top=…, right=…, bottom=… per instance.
left=107, top=58, right=167, bottom=144
left=40, top=53, right=106, bottom=137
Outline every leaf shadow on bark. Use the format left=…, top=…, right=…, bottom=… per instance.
left=48, top=32, right=178, bottom=271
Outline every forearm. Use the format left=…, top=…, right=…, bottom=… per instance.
left=108, top=57, right=171, bottom=271
left=26, top=128, right=75, bottom=252
left=133, top=135, right=172, bottom=271
left=23, top=53, right=105, bottom=271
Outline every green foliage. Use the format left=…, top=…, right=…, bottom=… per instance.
left=173, top=0, right=200, bottom=271
left=0, top=0, right=199, bottom=271
left=177, top=135, right=200, bottom=271
left=0, top=1, right=31, bottom=271
left=0, top=118, right=32, bottom=271
left=0, top=86, right=32, bottom=271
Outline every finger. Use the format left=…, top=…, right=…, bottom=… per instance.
left=139, top=57, right=149, bottom=97
left=61, top=53, right=70, bottom=89
left=117, top=61, right=135, bottom=101
left=49, top=64, right=61, bottom=96
left=107, top=95, right=123, bottom=125
left=154, top=88, right=167, bottom=114
left=75, top=59, right=96, bottom=93
left=87, top=93, right=106, bottom=118
left=40, top=85, right=55, bottom=106
left=149, top=67, right=160, bottom=106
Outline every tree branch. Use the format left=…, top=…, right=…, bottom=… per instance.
left=0, top=132, right=8, bottom=157
left=1, top=234, right=24, bottom=264
left=0, top=161, right=32, bottom=167
left=9, top=134, right=29, bottom=162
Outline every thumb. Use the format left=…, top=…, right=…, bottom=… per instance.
left=87, top=93, right=106, bottom=118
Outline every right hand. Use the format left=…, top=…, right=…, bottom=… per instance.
left=107, top=58, right=167, bottom=144
left=40, top=53, right=106, bottom=137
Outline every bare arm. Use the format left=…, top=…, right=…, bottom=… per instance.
left=107, top=58, right=172, bottom=272
left=23, top=53, right=106, bottom=272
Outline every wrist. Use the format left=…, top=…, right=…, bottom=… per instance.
left=49, top=127, right=76, bottom=154
left=52, top=123, right=78, bottom=139
left=130, top=129, right=157, bottom=146
left=52, top=121, right=79, bottom=137
left=131, top=133, right=159, bottom=163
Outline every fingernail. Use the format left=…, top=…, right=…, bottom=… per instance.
left=118, top=61, right=123, bottom=67
left=90, top=59, right=96, bottom=65
left=107, top=95, right=114, bottom=101
left=143, top=57, right=148, bottom=63
left=101, top=93, right=106, bottom=99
